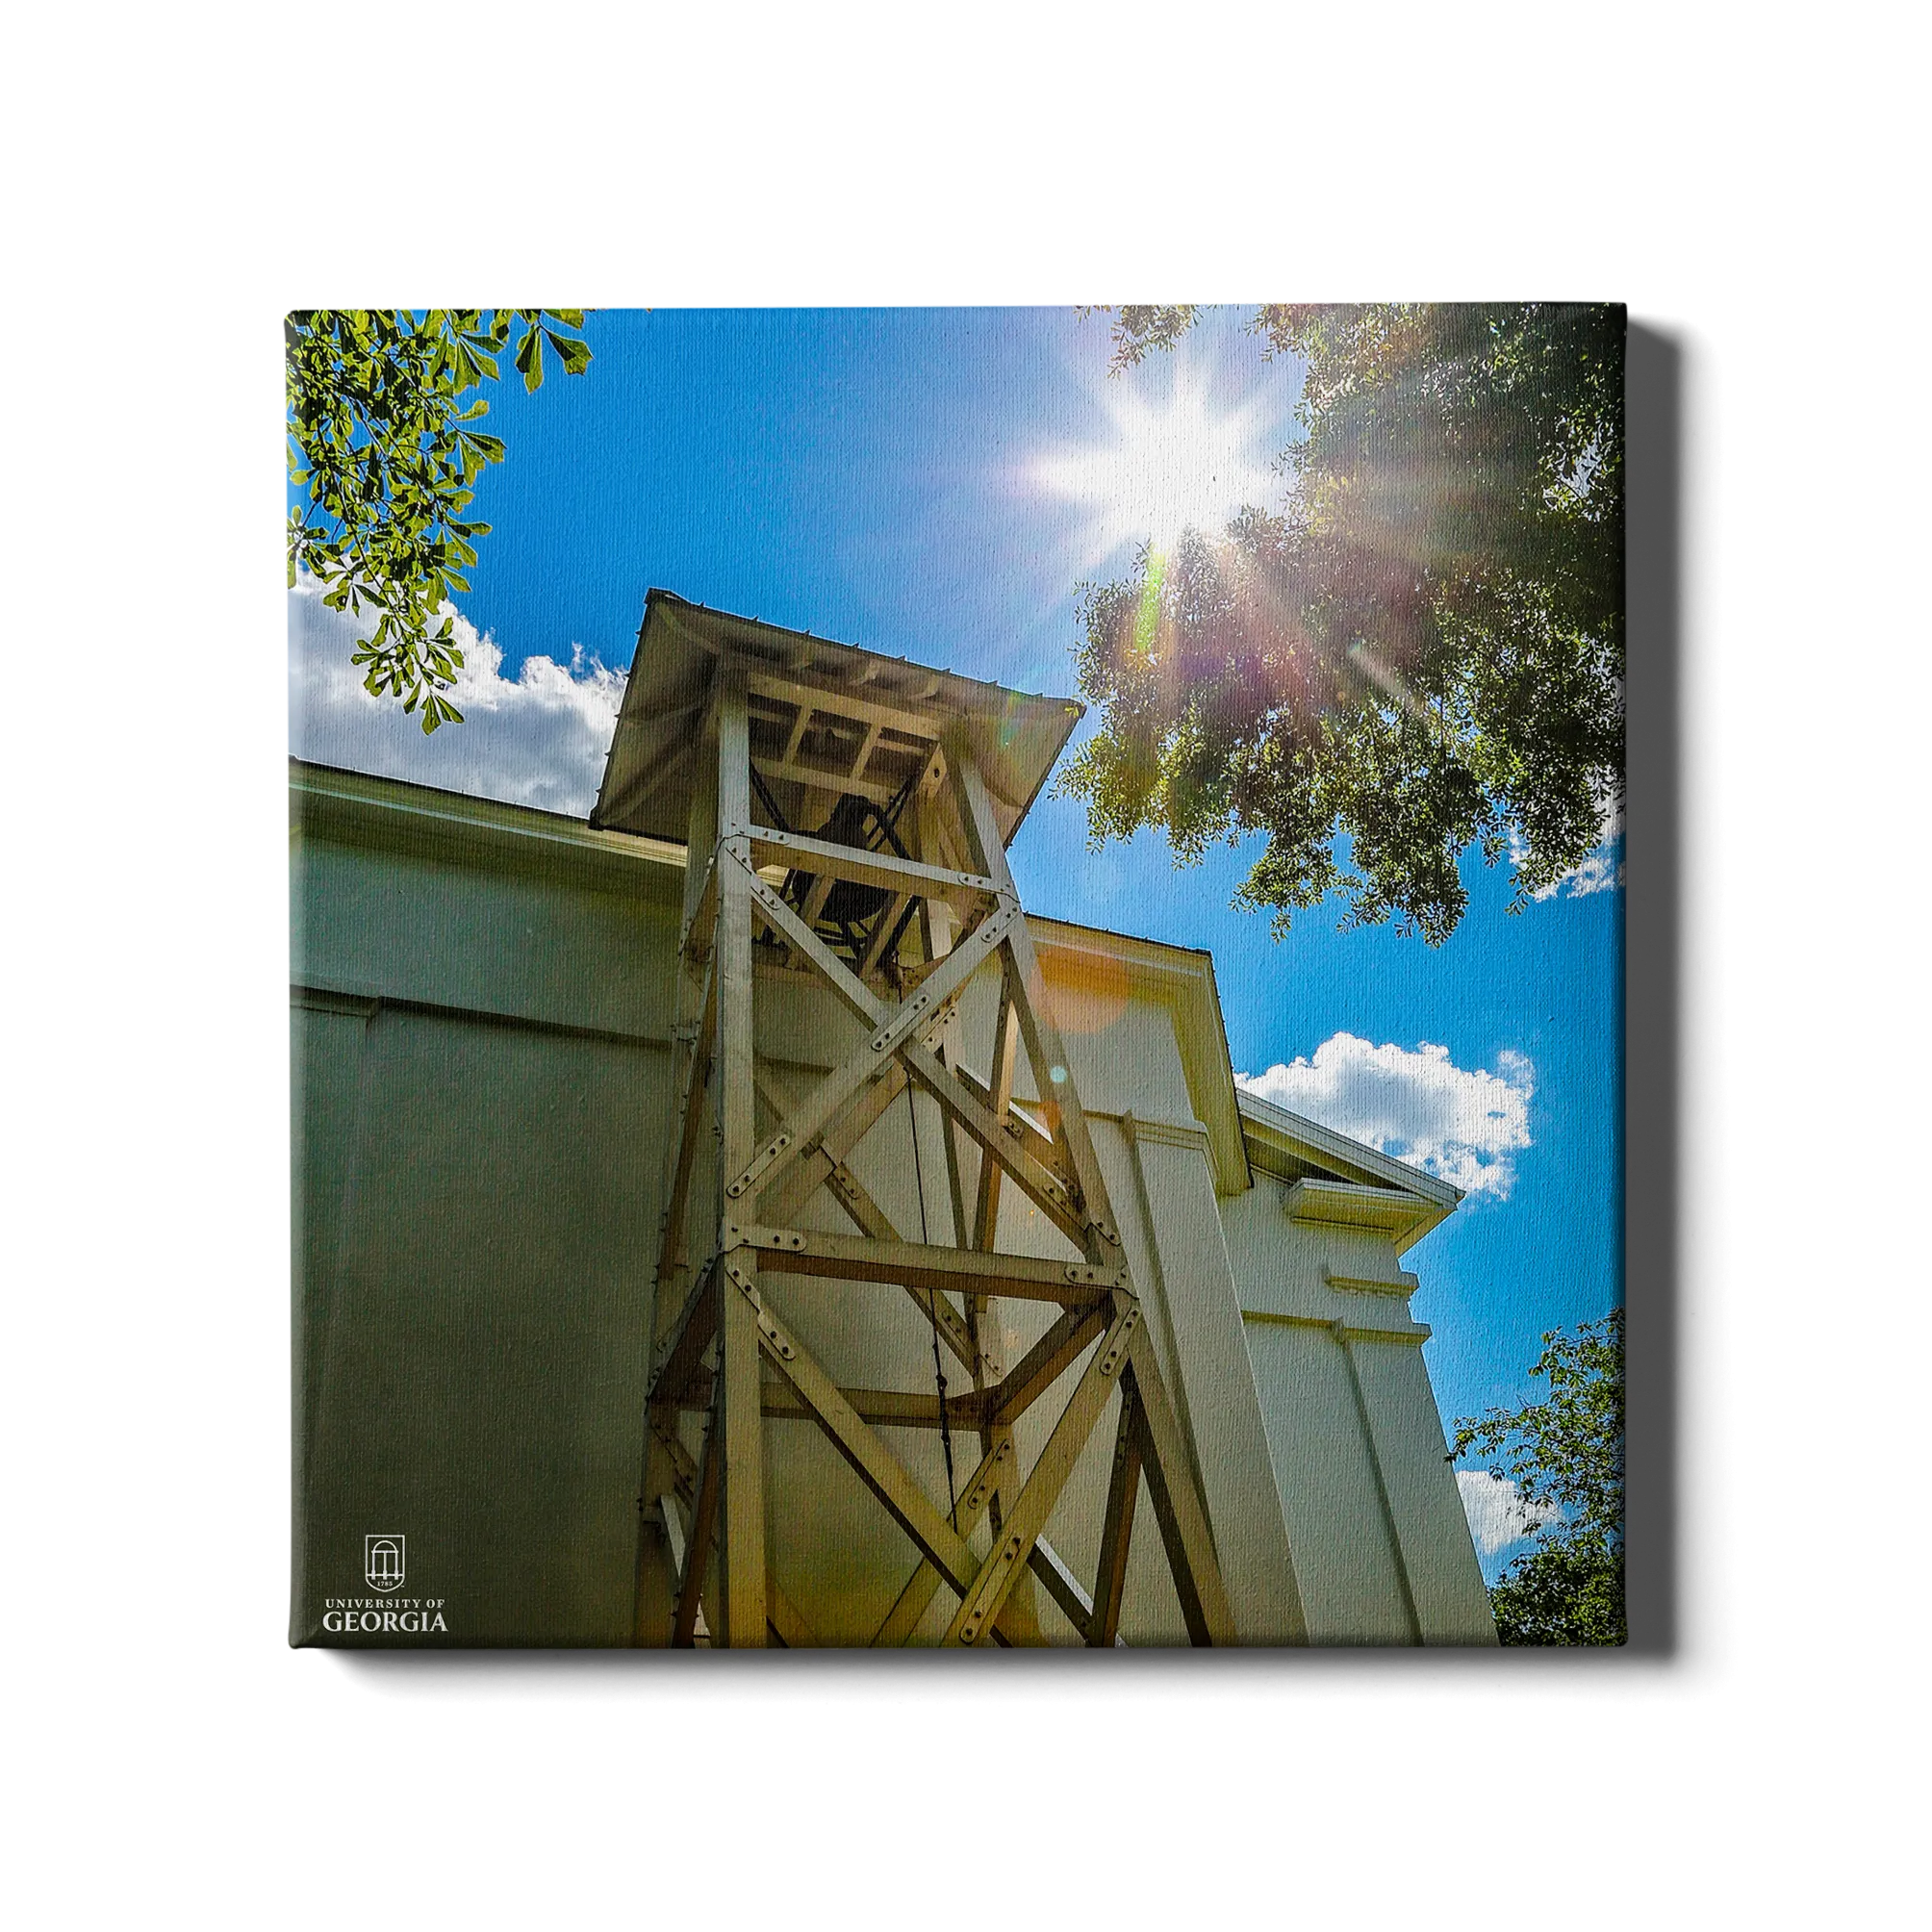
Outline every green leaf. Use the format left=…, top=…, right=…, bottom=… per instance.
left=515, top=324, right=545, bottom=392
left=546, top=329, right=593, bottom=376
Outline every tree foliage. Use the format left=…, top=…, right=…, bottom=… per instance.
left=1063, top=303, right=1624, bottom=942
left=1454, top=1309, right=1625, bottom=1645
left=286, top=309, right=593, bottom=731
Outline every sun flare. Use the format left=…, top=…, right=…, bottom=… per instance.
left=1030, top=358, right=1284, bottom=568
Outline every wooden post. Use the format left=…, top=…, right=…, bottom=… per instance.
left=633, top=697, right=722, bottom=1644
left=713, top=661, right=768, bottom=1644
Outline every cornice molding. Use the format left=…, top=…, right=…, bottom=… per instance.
left=291, top=759, right=685, bottom=900
left=1284, top=1178, right=1453, bottom=1257
left=1240, top=1088, right=1461, bottom=1217
left=1241, top=1308, right=1432, bottom=1347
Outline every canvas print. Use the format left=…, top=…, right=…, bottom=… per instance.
left=289, top=305, right=1625, bottom=1647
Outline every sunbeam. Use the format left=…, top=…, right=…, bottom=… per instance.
left=1027, top=352, right=1287, bottom=571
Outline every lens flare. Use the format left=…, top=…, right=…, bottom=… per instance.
left=1029, top=354, right=1284, bottom=569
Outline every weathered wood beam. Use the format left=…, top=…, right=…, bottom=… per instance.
left=871, top=1436, right=1015, bottom=1646
left=758, top=1059, right=910, bottom=1227
left=649, top=953, right=718, bottom=1329
left=780, top=701, right=815, bottom=768
left=672, top=1390, right=722, bottom=1647
left=1028, top=1538, right=1096, bottom=1643
left=729, top=1225, right=1113, bottom=1306
left=758, top=755, right=901, bottom=807
left=754, top=1383, right=987, bottom=1431
left=1089, top=1382, right=1142, bottom=1647
left=740, top=1278, right=1028, bottom=1644
left=714, top=665, right=767, bottom=1646
left=745, top=663, right=948, bottom=743
left=942, top=1300, right=1141, bottom=1645
left=727, top=894, right=1015, bottom=1210
left=765, top=1580, right=818, bottom=1649
left=951, top=750, right=1122, bottom=1258
left=858, top=890, right=914, bottom=979
left=745, top=827, right=998, bottom=909
left=648, top=1259, right=720, bottom=1404
left=989, top=1303, right=1110, bottom=1429
left=1125, top=1334, right=1236, bottom=1647
left=900, top=1038, right=1088, bottom=1248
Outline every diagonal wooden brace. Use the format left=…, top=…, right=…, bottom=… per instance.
left=730, top=1267, right=1029, bottom=1645
left=941, top=1297, right=1142, bottom=1645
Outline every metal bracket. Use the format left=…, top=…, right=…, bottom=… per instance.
left=957, top=1535, right=1027, bottom=1645
left=1096, top=1306, right=1140, bottom=1380
left=724, top=1223, right=808, bottom=1255
left=756, top=1309, right=796, bottom=1361
left=959, top=1439, right=1013, bottom=1515
left=724, top=1130, right=794, bottom=1200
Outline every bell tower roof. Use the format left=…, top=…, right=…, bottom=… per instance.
left=590, top=590, right=1084, bottom=849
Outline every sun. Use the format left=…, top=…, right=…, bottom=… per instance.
left=1029, top=355, right=1284, bottom=569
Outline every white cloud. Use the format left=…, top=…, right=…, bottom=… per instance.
left=1236, top=1032, right=1535, bottom=1200
left=1457, top=1467, right=1562, bottom=1556
left=289, top=579, right=624, bottom=818
left=1517, top=799, right=1624, bottom=902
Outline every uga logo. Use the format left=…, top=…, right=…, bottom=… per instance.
left=365, top=1535, right=406, bottom=1593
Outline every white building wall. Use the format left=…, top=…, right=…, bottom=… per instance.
left=293, top=762, right=1496, bottom=1646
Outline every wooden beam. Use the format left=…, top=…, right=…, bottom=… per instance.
left=632, top=723, right=718, bottom=1648
left=1089, top=1382, right=1142, bottom=1647
left=729, top=1226, right=1114, bottom=1305
left=648, top=953, right=717, bottom=1331
left=653, top=1411, right=699, bottom=1505
left=858, top=890, right=914, bottom=979
left=754, top=1070, right=978, bottom=1372
left=736, top=852, right=890, bottom=1021
left=757, top=755, right=901, bottom=807
left=728, top=896, right=1015, bottom=1211
left=746, top=827, right=997, bottom=908
left=765, top=1579, right=818, bottom=1649
left=900, top=1038, right=1088, bottom=1248
left=714, top=666, right=767, bottom=1646
left=678, top=855, right=719, bottom=966
left=942, top=1300, right=1141, bottom=1645
left=917, top=860, right=976, bottom=1259
left=959, top=950, right=1032, bottom=1624
left=871, top=1436, right=1014, bottom=1646
left=756, top=1383, right=986, bottom=1431
left=743, top=1281, right=1027, bottom=1643
left=656, top=1499, right=706, bottom=1643
left=1028, top=1538, right=1095, bottom=1642
left=672, top=1389, right=723, bottom=1647
left=745, top=662, right=948, bottom=744
left=780, top=701, right=815, bottom=768
left=951, top=750, right=1121, bottom=1258
left=1125, top=1333, right=1236, bottom=1647
left=648, top=1259, right=719, bottom=1404
left=988, top=1303, right=1109, bottom=1429
left=758, top=1058, right=909, bottom=1228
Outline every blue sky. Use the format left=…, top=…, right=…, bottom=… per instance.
left=291, top=306, right=1623, bottom=1581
